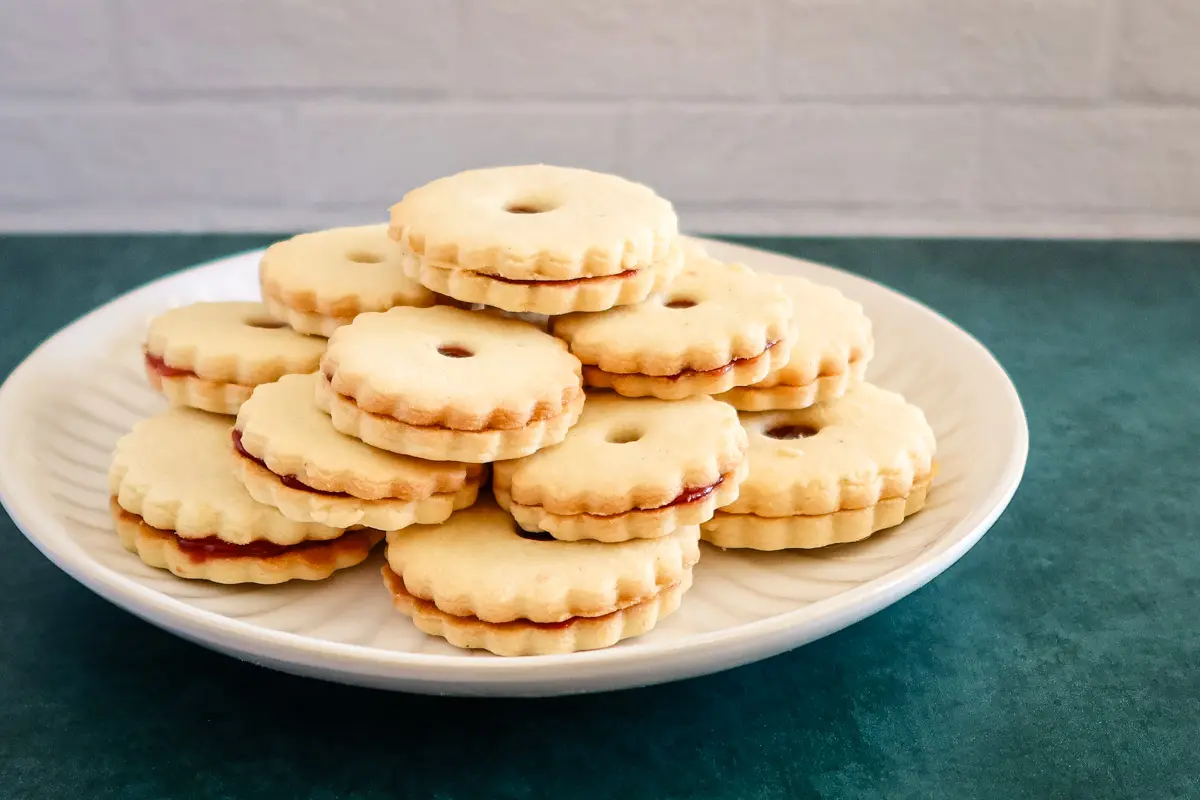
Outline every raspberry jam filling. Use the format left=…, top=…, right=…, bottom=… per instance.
left=577, top=473, right=728, bottom=519
left=144, top=351, right=197, bottom=379
left=115, top=503, right=352, bottom=563
left=231, top=429, right=349, bottom=497
left=665, top=478, right=724, bottom=507
left=174, top=534, right=335, bottom=561
left=480, top=268, right=639, bottom=287
left=662, top=340, right=780, bottom=381
left=587, top=341, right=781, bottom=382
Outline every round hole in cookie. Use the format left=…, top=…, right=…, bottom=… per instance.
left=243, top=315, right=287, bottom=329
left=606, top=426, right=644, bottom=444
left=504, top=199, right=556, bottom=215
left=663, top=296, right=698, bottom=309
left=516, top=528, right=556, bottom=542
left=765, top=423, right=821, bottom=440
left=437, top=344, right=474, bottom=358
left=346, top=250, right=384, bottom=264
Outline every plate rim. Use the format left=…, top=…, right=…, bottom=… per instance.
left=0, top=237, right=1029, bottom=687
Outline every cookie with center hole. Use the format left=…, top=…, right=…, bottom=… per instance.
left=716, top=274, right=874, bottom=411
left=493, top=393, right=747, bottom=542
left=552, top=245, right=794, bottom=399
left=702, top=383, right=936, bottom=551
left=319, top=305, right=584, bottom=462
left=143, top=301, right=327, bottom=415
left=382, top=501, right=700, bottom=656
left=109, top=407, right=381, bottom=584
left=389, top=165, right=682, bottom=314
left=232, top=374, right=484, bottom=530
left=260, top=224, right=438, bottom=337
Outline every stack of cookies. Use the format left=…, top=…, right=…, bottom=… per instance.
left=111, top=164, right=936, bottom=657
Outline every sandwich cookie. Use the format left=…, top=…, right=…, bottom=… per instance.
left=143, top=301, right=326, bottom=415
left=109, top=407, right=381, bottom=584
left=552, top=247, right=793, bottom=399
left=715, top=274, right=873, bottom=410
left=318, top=305, right=584, bottom=462
left=382, top=501, right=700, bottom=656
left=702, top=383, right=936, bottom=550
left=389, top=165, right=681, bottom=314
left=260, top=224, right=437, bottom=337
left=493, top=393, right=747, bottom=542
left=232, top=374, right=483, bottom=530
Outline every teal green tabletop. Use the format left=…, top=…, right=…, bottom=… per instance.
left=0, top=235, right=1196, bottom=799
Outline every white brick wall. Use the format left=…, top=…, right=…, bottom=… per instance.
left=773, top=0, right=1107, bottom=100
left=2, top=0, right=1200, bottom=238
left=288, top=106, right=623, bottom=209
left=460, top=0, right=767, bottom=99
left=119, top=1, right=455, bottom=95
left=628, top=106, right=978, bottom=206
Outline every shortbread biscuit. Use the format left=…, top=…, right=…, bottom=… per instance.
left=320, top=305, right=584, bottom=461
left=109, top=407, right=379, bottom=583
left=552, top=249, right=794, bottom=399
left=143, top=301, right=326, bottom=415
left=715, top=275, right=874, bottom=411
left=389, top=165, right=678, bottom=280
left=383, top=564, right=692, bottom=657
left=232, top=374, right=483, bottom=529
left=315, top=376, right=582, bottom=463
left=493, top=394, right=747, bottom=541
left=390, top=165, right=680, bottom=314
left=400, top=247, right=681, bottom=315
left=112, top=499, right=382, bottom=584
left=701, top=483, right=930, bottom=551
left=260, top=224, right=437, bottom=337
left=383, top=502, right=699, bottom=655
left=702, top=383, right=936, bottom=550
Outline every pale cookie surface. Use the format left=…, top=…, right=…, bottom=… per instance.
left=702, top=481, right=930, bottom=551
left=552, top=250, right=793, bottom=399
left=492, top=393, right=746, bottom=540
left=715, top=274, right=874, bottom=410
left=322, top=305, right=583, bottom=431
left=401, top=245, right=680, bottom=315
left=389, top=165, right=678, bottom=280
left=553, top=247, right=792, bottom=375
left=109, top=407, right=346, bottom=545
left=144, top=301, right=326, bottom=415
left=316, top=375, right=584, bottom=463
left=113, top=501, right=381, bottom=584
left=722, top=382, right=936, bottom=518
left=384, top=502, right=700, bottom=624
left=384, top=564, right=692, bottom=656
left=235, top=374, right=481, bottom=499
left=259, top=224, right=436, bottom=336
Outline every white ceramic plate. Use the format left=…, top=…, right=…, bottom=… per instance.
left=0, top=238, right=1026, bottom=697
